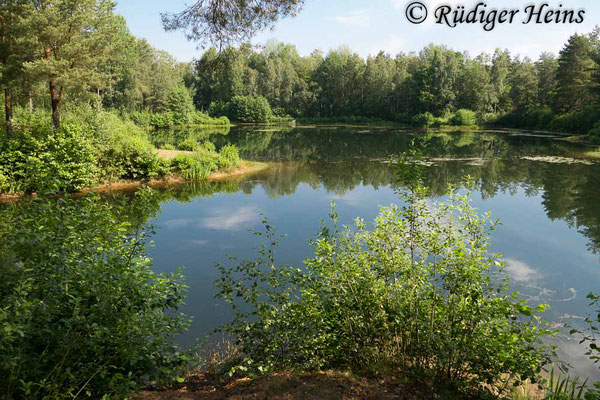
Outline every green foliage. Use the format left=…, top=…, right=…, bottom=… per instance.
left=227, top=96, right=273, bottom=123
left=412, top=112, right=436, bottom=126
left=550, top=111, right=600, bottom=134
left=542, top=369, right=588, bottom=400
left=217, top=144, right=240, bottom=169
left=178, top=137, right=202, bottom=151
left=150, top=112, right=176, bottom=129
left=589, top=123, right=600, bottom=144
left=493, top=107, right=555, bottom=130
left=171, top=153, right=216, bottom=180
left=169, top=142, right=239, bottom=179
left=0, top=113, right=98, bottom=194
left=92, top=111, right=163, bottom=180
left=130, top=110, right=153, bottom=127
left=451, top=109, right=477, bottom=126
left=191, top=112, right=230, bottom=126
left=0, top=167, right=13, bottom=193
left=168, top=85, right=196, bottom=124
left=0, top=193, right=189, bottom=399
left=215, top=178, right=553, bottom=396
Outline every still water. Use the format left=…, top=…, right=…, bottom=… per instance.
left=19, top=125, right=600, bottom=378
left=144, top=125, right=600, bottom=378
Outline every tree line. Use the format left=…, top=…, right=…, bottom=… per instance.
left=1, top=1, right=599, bottom=135
left=193, top=32, right=600, bottom=131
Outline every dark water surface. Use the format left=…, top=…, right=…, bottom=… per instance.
left=14, top=125, right=600, bottom=378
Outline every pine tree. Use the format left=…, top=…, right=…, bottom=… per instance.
left=23, top=0, right=127, bottom=129
left=554, top=34, right=595, bottom=113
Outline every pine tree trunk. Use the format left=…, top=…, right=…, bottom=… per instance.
left=45, top=47, right=61, bottom=129
left=28, top=90, right=33, bottom=113
left=4, top=88, right=13, bottom=135
left=50, top=80, right=61, bottom=130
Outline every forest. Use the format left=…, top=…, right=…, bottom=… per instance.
left=1, top=2, right=599, bottom=134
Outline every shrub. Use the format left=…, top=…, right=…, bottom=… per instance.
left=216, top=180, right=553, bottom=396
left=412, top=112, right=435, bottom=127
left=208, top=101, right=229, bottom=118
left=0, top=167, right=12, bottom=193
left=171, top=153, right=217, bottom=180
left=217, top=144, right=240, bottom=169
left=550, top=110, right=600, bottom=133
left=129, top=110, right=153, bottom=127
left=0, top=118, right=97, bottom=194
left=93, top=113, right=161, bottom=180
left=102, top=134, right=161, bottom=180
left=161, top=143, right=175, bottom=150
left=177, top=138, right=201, bottom=152
left=191, top=111, right=230, bottom=126
left=476, top=112, right=499, bottom=126
left=150, top=112, right=175, bottom=129
left=0, top=193, right=189, bottom=399
left=227, top=96, right=273, bottom=123
left=492, top=107, right=554, bottom=130
left=451, top=109, right=477, bottom=126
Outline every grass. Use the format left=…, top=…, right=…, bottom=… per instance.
left=584, top=149, right=600, bottom=160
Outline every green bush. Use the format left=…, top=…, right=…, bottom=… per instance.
left=0, top=167, right=12, bottom=193
left=227, top=96, right=273, bottom=123
left=161, top=143, right=175, bottom=150
left=216, top=181, right=553, bottom=396
left=208, top=101, right=229, bottom=118
left=101, top=134, right=161, bottom=180
left=0, top=116, right=97, bottom=194
left=191, top=111, right=230, bottom=126
left=129, top=110, right=153, bottom=127
left=150, top=112, right=175, bottom=129
left=177, top=138, right=201, bottom=152
left=476, top=112, right=499, bottom=126
left=492, top=107, right=554, bottom=130
left=93, top=112, right=162, bottom=180
left=412, top=112, right=436, bottom=127
left=550, top=110, right=600, bottom=133
left=0, top=194, right=189, bottom=399
left=451, top=109, right=477, bottom=126
left=217, top=144, right=240, bottom=169
left=171, top=153, right=217, bottom=180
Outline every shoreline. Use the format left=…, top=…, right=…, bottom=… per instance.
left=0, top=160, right=274, bottom=203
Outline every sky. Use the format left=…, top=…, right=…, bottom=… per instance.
left=115, top=0, right=600, bottom=62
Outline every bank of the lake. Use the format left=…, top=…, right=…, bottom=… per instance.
left=0, top=159, right=274, bottom=203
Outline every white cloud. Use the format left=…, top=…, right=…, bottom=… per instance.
left=201, top=206, right=259, bottom=231
left=164, top=218, right=195, bottom=229
left=504, top=258, right=540, bottom=283
left=163, top=206, right=260, bottom=231
left=327, top=9, right=372, bottom=28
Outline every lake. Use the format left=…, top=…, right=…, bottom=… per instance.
left=10, top=125, right=600, bottom=379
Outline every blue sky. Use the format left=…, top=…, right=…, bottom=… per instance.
left=116, top=0, right=599, bottom=62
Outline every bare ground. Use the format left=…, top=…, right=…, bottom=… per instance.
left=136, top=372, right=442, bottom=400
